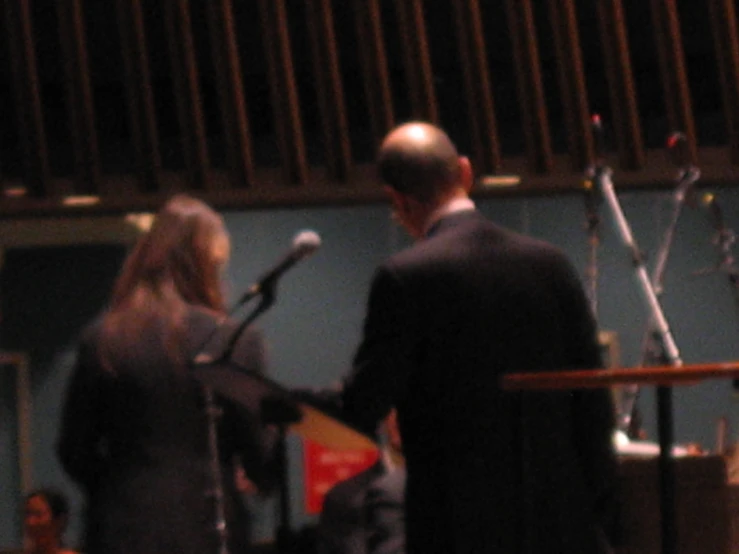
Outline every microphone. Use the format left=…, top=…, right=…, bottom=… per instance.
left=591, top=113, right=606, bottom=166
left=194, top=231, right=321, bottom=364
left=234, top=230, right=321, bottom=308
left=667, top=131, right=690, bottom=168
left=584, top=114, right=605, bottom=230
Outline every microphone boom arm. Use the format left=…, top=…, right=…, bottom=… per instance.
left=651, top=167, right=700, bottom=296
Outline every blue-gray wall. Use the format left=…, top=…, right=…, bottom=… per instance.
left=2, top=187, right=739, bottom=547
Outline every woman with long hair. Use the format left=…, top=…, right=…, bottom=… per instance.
left=57, top=195, right=278, bottom=554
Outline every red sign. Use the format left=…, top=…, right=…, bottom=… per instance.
left=302, top=439, right=379, bottom=514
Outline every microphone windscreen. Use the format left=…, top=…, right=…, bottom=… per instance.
left=591, top=113, right=606, bottom=160
left=667, top=132, right=689, bottom=168
left=292, top=230, right=321, bottom=257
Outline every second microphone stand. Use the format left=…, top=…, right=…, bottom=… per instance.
left=193, top=280, right=295, bottom=554
left=626, top=164, right=701, bottom=436
left=591, top=162, right=683, bottom=554
left=696, top=193, right=739, bottom=318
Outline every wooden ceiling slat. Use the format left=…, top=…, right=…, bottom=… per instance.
left=393, top=0, right=439, bottom=124
left=257, top=0, right=309, bottom=185
left=206, top=0, right=256, bottom=188
left=451, top=0, right=501, bottom=175
left=548, top=0, right=594, bottom=171
left=3, top=0, right=51, bottom=196
left=649, top=0, right=698, bottom=163
left=595, top=0, right=645, bottom=170
left=163, top=0, right=210, bottom=190
left=273, top=0, right=309, bottom=185
left=1, top=0, right=738, bottom=215
left=352, top=0, right=395, bottom=148
left=504, top=0, right=553, bottom=173
left=115, top=0, right=161, bottom=192
left=708, top=0, right=739, bottom=164
left=56, top=0, right=102, bottom=194
left=305, top=0, right=352, bottom=181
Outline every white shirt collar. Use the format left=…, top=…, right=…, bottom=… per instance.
left=423, top=197, right=476, bottom=235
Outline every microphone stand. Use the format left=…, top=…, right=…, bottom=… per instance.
left=191, top=236, right=317, bottom=553
left=628, top=165, right=701, bottom=435
left=694, top=193, right=739, bottom=316
left=192, top=282, right=281, bottom=554
left=650, top=166, right=701, bottom=299
left=203, top=388, right=229, bottom=554
left=275, top=425, right=295, bottom=554
left=222, top=285, right=297, bottom=554
left=591, top=161, right=683, bottom=554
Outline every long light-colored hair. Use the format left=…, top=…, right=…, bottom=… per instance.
left=100, top=194, right=229, bottom=368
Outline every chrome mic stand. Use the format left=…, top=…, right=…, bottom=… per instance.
left=590, top=117, right=683, bottom=554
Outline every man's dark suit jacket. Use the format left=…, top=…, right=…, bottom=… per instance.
left=340, top=210, right=620, bottom=554
left=317, top=460, right=406, bottom=554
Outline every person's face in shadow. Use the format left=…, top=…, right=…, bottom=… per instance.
left=24, top=494, right=64, bottom=549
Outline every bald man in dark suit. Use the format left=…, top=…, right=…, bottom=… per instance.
left=337, top=122, right=621, bottom=554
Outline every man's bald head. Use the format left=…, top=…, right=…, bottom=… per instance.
left=378, top=122, right=462, bottom=203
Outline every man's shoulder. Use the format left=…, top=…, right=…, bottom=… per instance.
left=389, top=214, right=565, bottom=266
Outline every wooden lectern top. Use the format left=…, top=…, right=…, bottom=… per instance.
left=501, top=361, right=739, bottom=391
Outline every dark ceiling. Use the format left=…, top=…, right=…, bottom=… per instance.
left=0, top=0, right=737, bottom=216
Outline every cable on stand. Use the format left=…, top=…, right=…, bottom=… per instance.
left=589, top=115, right=684, bottom=554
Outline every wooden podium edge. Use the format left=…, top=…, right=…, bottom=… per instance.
left=501, top=361, right=739, bottom=391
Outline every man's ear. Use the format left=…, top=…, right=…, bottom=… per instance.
left=384, top=185, right=407, bottom=211
left=458, top=156, right=474, bottom=193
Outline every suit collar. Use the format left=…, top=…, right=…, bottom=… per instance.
left=425, top=209, right=483, bottom=239
left=422, top=197, right=476, bottom=236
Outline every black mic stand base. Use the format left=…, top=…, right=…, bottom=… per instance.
left=275, top=425, right=296, bottom=554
